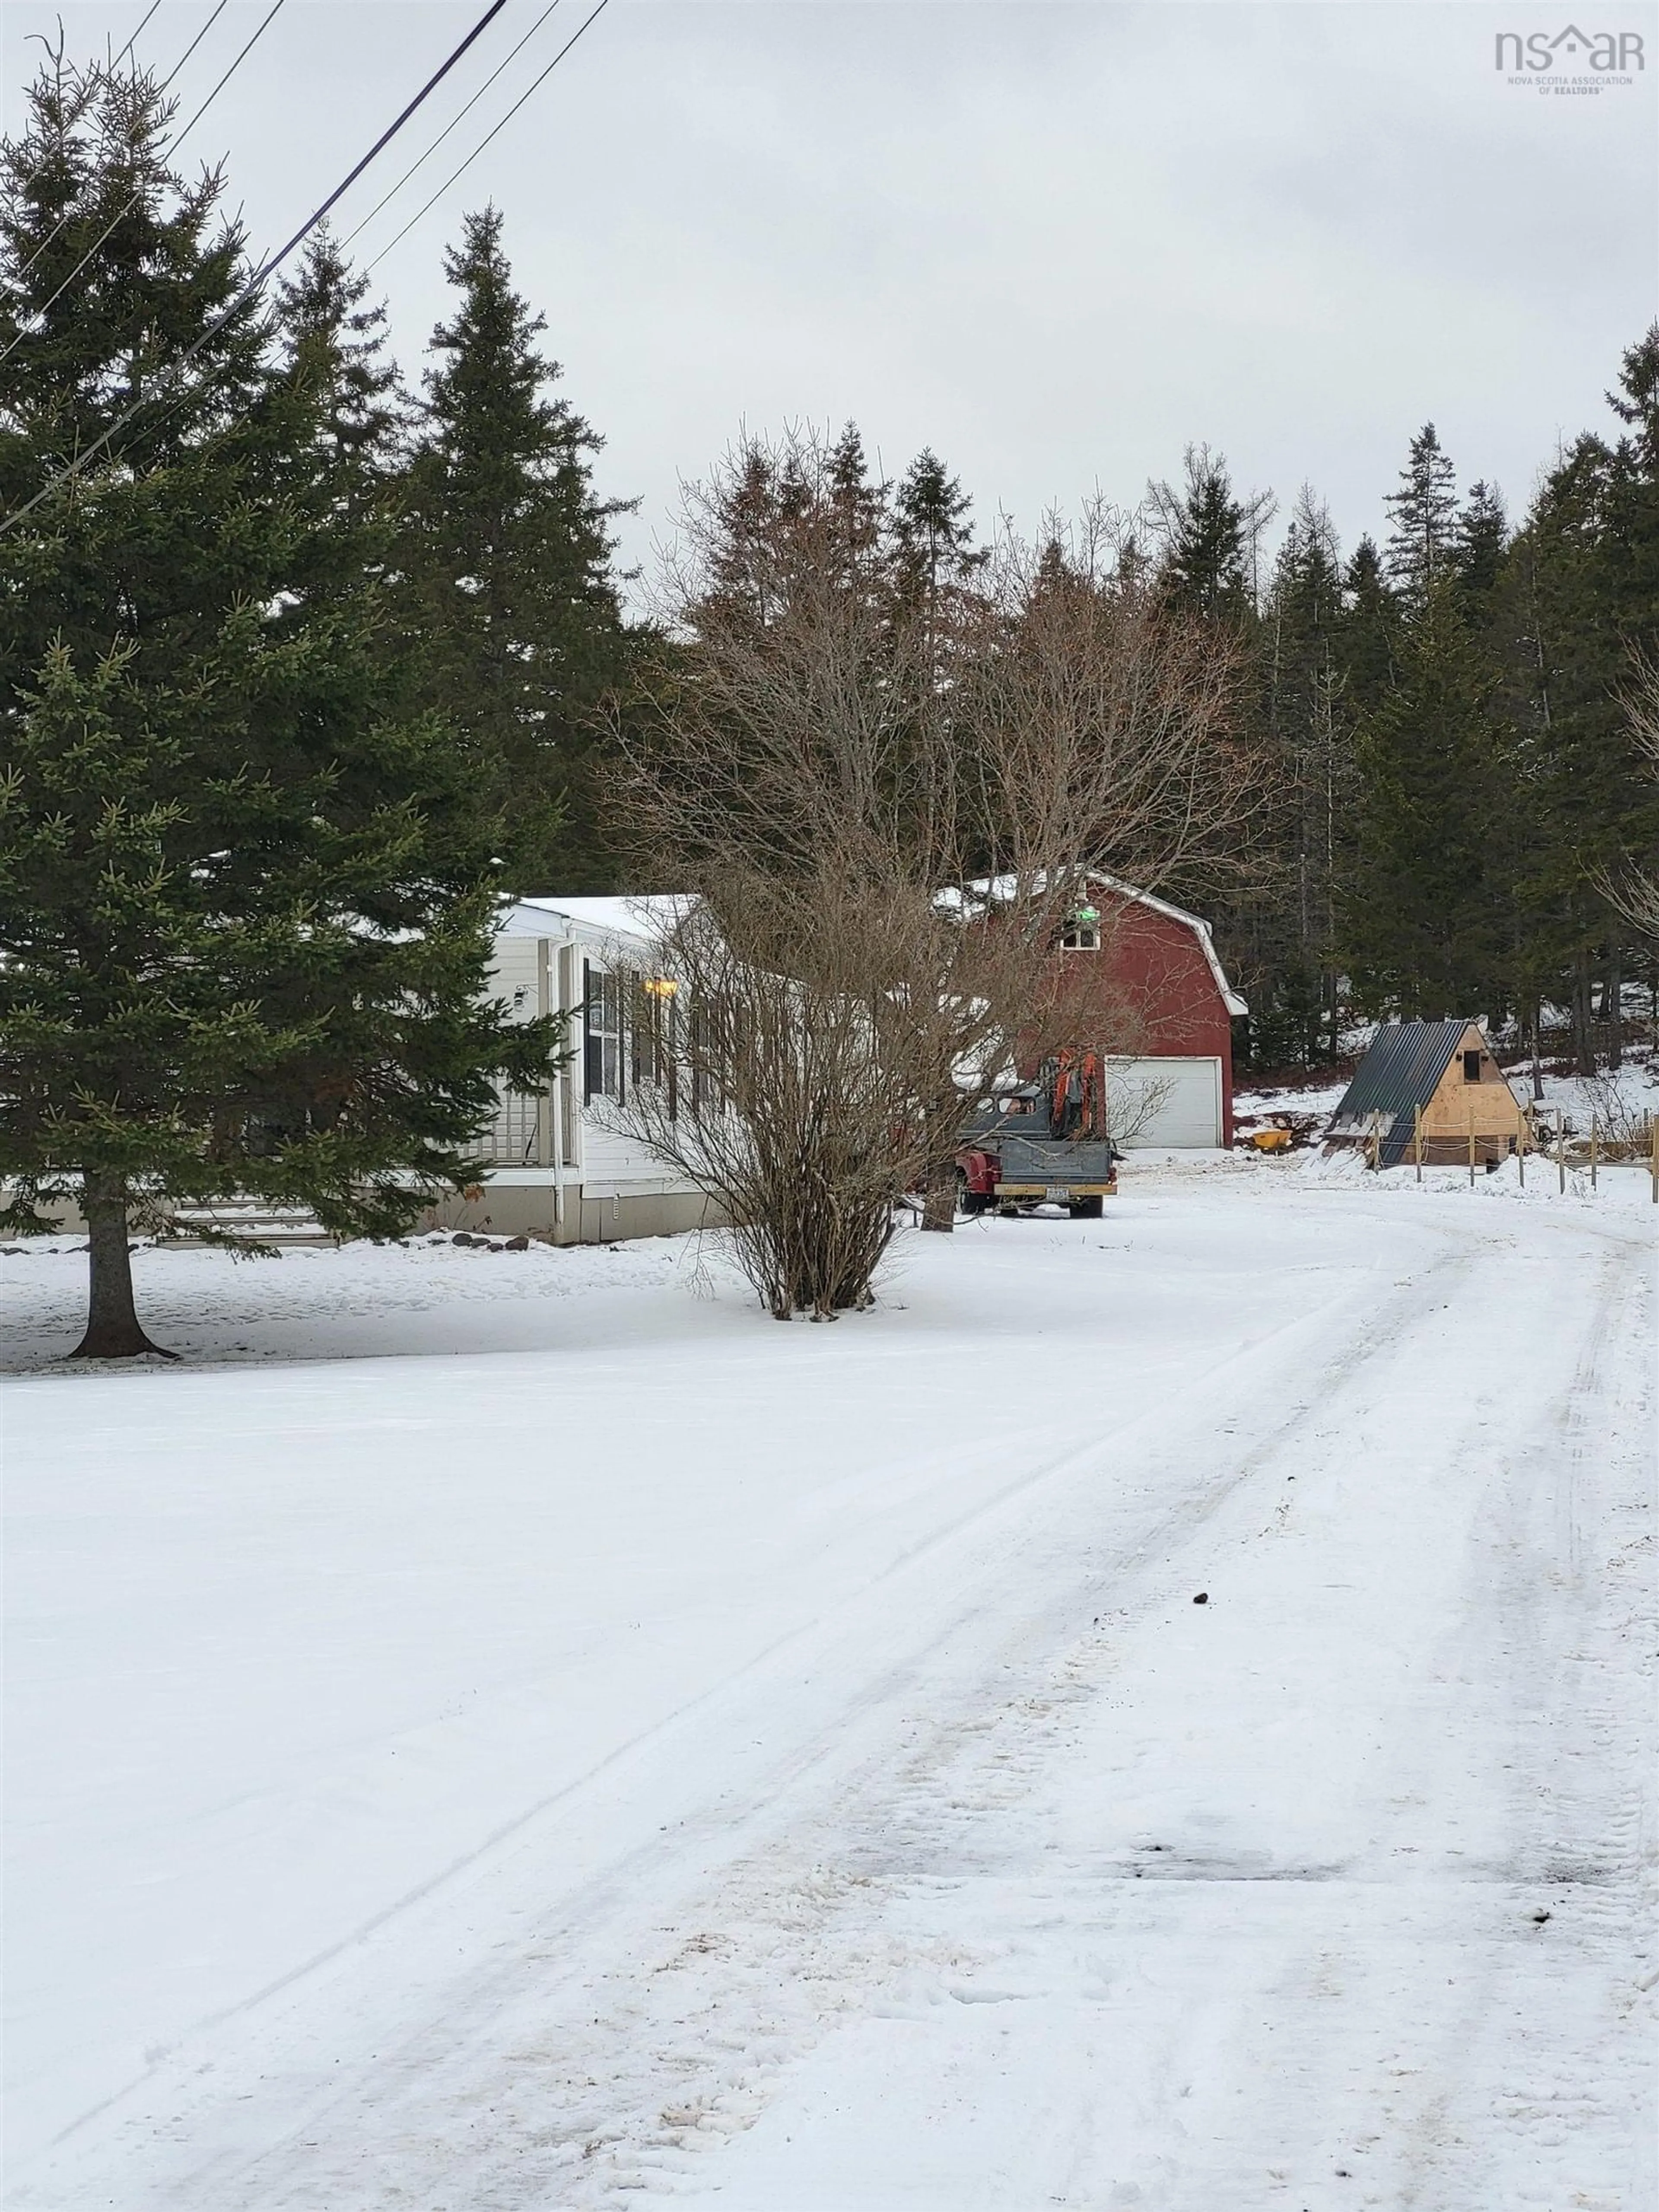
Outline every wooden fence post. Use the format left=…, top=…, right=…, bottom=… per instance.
left=1650, top=1112, right=1658, bottom=1204
left=1557, top=1115, right=1567, bottom=1195
left=1414, top=1103, right=1423, bottom=1183
left=1590, top=1116, right=1598, bottom=1190
left=1518, top=1112, right=1526, bottom=1189
left=1468, top=1120, right=1476, bottom=1187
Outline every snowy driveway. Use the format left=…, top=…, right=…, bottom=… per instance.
left=4, top=1169, right=1655, bottom=2208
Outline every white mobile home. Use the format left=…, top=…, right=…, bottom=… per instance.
left=423, top=897, right=715, bottom=1245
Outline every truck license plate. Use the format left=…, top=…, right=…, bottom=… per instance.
left=1045, top=1184, right=1069, bottom=1200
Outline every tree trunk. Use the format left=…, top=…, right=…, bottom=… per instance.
left=1607, top=948, right=1623, bottom=1069
left=70, top=1175, right=175, bottom=1360
left=1529, top=1008, right=1545, bottom=1103
left=1573, top=947, right=1595, bottom=1078
left=920, top=1167, right=957, bottom=1233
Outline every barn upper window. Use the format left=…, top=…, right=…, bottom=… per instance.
left=1462, top=1049, right=1482, bottom=1082
left=1060, top=923, right=1100, bottom=951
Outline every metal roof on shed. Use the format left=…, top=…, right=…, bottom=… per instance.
left=1332, top=1020, right=1469, bottom=1132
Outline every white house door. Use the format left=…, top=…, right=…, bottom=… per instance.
left=1107, top=1056, right=1224, bottom=1148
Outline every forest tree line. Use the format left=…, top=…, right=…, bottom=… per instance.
left=11, top=60, right=1656, bottom=1066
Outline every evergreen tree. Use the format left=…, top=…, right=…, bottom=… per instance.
left=0, top=62, right=556, bottom=1357
left=1339, top=536, right=1399, bottom=714
left=1342, top=579, right=1506, bottom=1019
left=276, top=226, right=405, bottom=545
left=1248, top=489, right=1353, bottom=1061
left=1453, top=479, right=1508, bottom=617
left=893, top=448, right=983, bottom=609
left=1383, top=423, right=1459, bottom=609
left=823, top=419, right=887, bottom=589
left=1145, top=449, right=1271, bottom=1060
left=1147, top=444, right=1271, bottom=622
left=891, top=445, right=987, bottom=702
left=396, top=206, right=634, bottom=891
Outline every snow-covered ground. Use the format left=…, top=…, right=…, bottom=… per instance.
left=4, top=1160, right=1656, bottom=2209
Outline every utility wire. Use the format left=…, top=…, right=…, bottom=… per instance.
left=159, top=0, right=234, bottom=89
left=3, top=0, right=514, bottom=537
left=112, top=0, right=166, bottom=75
left=171, top=0, right=288, bottom=159
left=153, top=0, right=232, bottom=94
left=6, top=0, right=290, bottom=341
left=339, top=0, right=564, bottom=254
left=365, top=0, right=610, bottom=274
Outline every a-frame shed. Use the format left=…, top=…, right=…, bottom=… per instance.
left=1328, top=1021, right=1526, bottom=1167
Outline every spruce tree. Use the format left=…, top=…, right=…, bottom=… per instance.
left=0, top=62, right=556, bottom=1357
left=1453, top=480, right=1508, bottom=617
left=1252, top=489, right=1353, bottom=1061
left=396, top=207, right=634, bottom=891
left=1383, top=423, right=1459, bottom=610
left=1147, top=445, right=1270, bottom=623
left=1145, top=449, right=1271, bottom=1064
left=275, top=226, right=406, bottom=567
left=891, top=446, right=986, bottom=698
left=893, top=449, right=982, bottom=607
left=823, top=420, right=887, bottom=587
left=1342, top=579, right=1506, bottom=1019
left=1340, top=536, right=1399, bottom=714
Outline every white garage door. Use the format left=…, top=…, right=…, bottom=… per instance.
left=1107, top=1056, right=1224, bottom=1148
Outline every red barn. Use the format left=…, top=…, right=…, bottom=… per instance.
left=1051, top=874, right=1247, bottom=1149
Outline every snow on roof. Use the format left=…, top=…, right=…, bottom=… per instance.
left=497, top=895, right=693, bottom=946
left=501, top=877, right=1248, bottom=1021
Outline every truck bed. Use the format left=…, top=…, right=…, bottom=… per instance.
left=990, top=1136, right=1117, bottom=1188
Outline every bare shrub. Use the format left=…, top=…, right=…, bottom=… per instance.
left=1570, top=1067, right=1659, bottom=1159
left=602, top=889, right=909, bottom=1319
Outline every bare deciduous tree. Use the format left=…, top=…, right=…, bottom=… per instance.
left=606, top=431, right=1259, bottom=1315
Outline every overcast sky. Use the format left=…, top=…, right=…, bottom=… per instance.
left=6, top=0, right=1657, bottom=583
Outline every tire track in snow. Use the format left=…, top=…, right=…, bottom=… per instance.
left=1391, top=1229, right=1658, bottom=2212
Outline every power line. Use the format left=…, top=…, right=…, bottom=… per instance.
left=112, top=0, right=165, bottom=75
left=172, top=0, right=288, bottom=159
left=6, top=0, right=290, bottom=346
left=339, top=0, right=565, bottom=255
left=366, top=0, right=611, bottom=274
left=3, top=0, right=515, bottom=538
left=158, top=0, right=233, bottom=92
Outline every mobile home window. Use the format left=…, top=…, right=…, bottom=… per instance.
left=629, top=976, right=679, bottom=1118
left=1463, top=1049, right=1482, bottom=1083
left=584, top=963, right=623, bottom=1102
